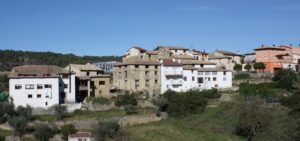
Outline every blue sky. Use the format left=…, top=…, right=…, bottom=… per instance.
left=0, top=0, right=299, bottom=56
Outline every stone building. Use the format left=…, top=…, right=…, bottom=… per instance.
left=209, top=50, right=243, bottom=70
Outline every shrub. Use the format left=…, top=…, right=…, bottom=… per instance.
left=239, top=82, right=277, bottom=97
left=93, top=121, right=120, bottom=141
left=234, top=64, right=242, bottom=72
left=0, top=92, right=8, bottom=102
left=281, top=92, right=300, bottom=117
left=0, top=135, right=5, bottom=141
left=53, top=105, right=67, bottom=120
left=33, top=123, right=55, bottom=141
left=7, top=116, right=28, bottom=138
left=234, top=73, right=250, bottom=80
left=254, top=62, right=266, bottom=72
left=0, top=101, right=14, bottom=123
left=273, top=69, right=298, bottom=91
left=86, top=97, right=111, bottom=105
left=201, top=89, right=221, bottom=99
left=235, top=97, right=272, bottom=140
left=124, top=105, right=138, bottom=115
left=16, top=105, right=32, bottom=120
left=244, top=63, right=252, bottom=71
left=164, top=91, right=207, bottom=118
left=152, top=96, right=169, bottom=112
left=60, top=124, right=77, bottom=141
left=115, top=94, right=137, bottom=107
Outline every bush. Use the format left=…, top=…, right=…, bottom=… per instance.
left=281, top=92, right=300, bottom=118
left=239, top=82, right=277, bottom=97
left=124, top=105, right=138, bottom=115
left=53, top=105, right=67, bottom=120
left=273, top=69, right=298, bottom=91
left=33, top=123, right=55, bottom=141
left=115, top=94, right=137, bottom=107
left=7, top=116, right=28, bottom=138
left=16, top=105, right=32, bottom=120
left=235, top=97, right=272, bottom=140
left=0, top=101, right=14, bottom=123
left=93, top=121, right=120, bottom=141
left=86, top=97, right=111, bottom=105
left=234, top=64, right=242, bottom=72
left=152, top=96, right=169, bottom=112
left=234, top=73, right=250, bottom=80
left=0, top=135, right=5, bottom=141
left=60, top=124, right=77, bottom=141
left=244, top=63, right=252, bottom=71
left=201, top=89, right=221, bottom=99
left=164, top=91, right=207, bottom=118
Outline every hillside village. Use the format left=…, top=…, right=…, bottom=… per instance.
left=1, top=44, right=300, bottom=141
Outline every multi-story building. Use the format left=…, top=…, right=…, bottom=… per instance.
left=209, top=50, right=243, bottom=70
left=65, top=63, right=111, bottom=101
left=254, top=44, right=300, bottom=73
left=94, top=61, right=120, bottom=73
left=113, top=61, right=161, bottom=96
left=244, top=52, right=256, bottom=64
left=9, top=65, right=76, bottom=108
left=160, top=59, right=232, bottom=94
left=190, top=49, right=209, bottom=61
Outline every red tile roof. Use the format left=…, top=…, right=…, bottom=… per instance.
left=162, top=59, right=182, bottom=66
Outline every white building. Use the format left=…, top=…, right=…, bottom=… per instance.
left=68, top=132, right=91, bottom=141
left=160, top=59, right=232, bottom=94
left=9, top=65, right=76, bottom=108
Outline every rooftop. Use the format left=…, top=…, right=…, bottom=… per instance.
left=10, top=65, right=69, bottom=78
left=154, top=46, right=189, bottom=51
left=132, top=47, right=147, bottom=52
left=215, top=50, right=242, bottom=56
left=69, top=63, right=103, bottom=71
left=115, top=60, right=161, bottom=66
left=162, top=59, right=182, bottom=66
left=180, top=60, right=216, bottom=65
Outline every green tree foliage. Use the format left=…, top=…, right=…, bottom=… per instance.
left=114, top=93, right=138, bottom=107
left=53, top=105, right=67, bottom=120
left=0, top=101, right=14, bottom=123
left=86, top=97, right=111, bottom=105
left=244, top=63, right=252, bottom=71
left=60, top=124, right=77, bottom=141
left=239, top=82, right=278, bottom=98
left=233, top=64, right=242, bottom=72
left=0, top=135, right=5, bottom=141
left=281, top=91, right=300, bottom=118
left=93, top=121, right=120, bottom=141
left=16, top=105, right=33, bottom=121
left=7, top=116, right=28, bottom=138
left=124, top=105, right=138, bottom=115
left=33, top=123, right=55, bottom=141
left=234, top=73, right=250, bottom=80
left=273, top=69, right=298, bottom=91
left=253, top=62, right=266, bottom=72
left=0, top=50, right=122, bottom=71
left=235, top=97, right=272, bottom=140
left=163, top=90, right=208, bottom=118
left=201, top=88, right=221, bottom=99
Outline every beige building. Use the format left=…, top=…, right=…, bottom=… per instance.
left=209, top=50, right=243, bottom=70
left=113, top=61, right=161, bottom=96
left=65, top=63, right=111, bottom=101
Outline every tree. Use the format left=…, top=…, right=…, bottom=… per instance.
left=273, top=69, right=298, bottom=91
left=7, top=116, right=28, bottom=139
left=93, top=121, right=120, bottom=141
left=114, top=93, right=137, bottom=107
left=16, top=105, right=32, bottom=120
left=0, top=135, right=5, bottom=141
left=254, top=62, right=266, bottom=72
left=244, top=63, right=252, bottom=72
left=234, top=64, right=242, bottom=72
left=235, top=97, right=272, bottom=140
left=0, top=101, right=14, bottom=123
left=53, top=105, right=67, bottom=120
left=33, top=123, right=55, bottom=141
left=124, top=105, right=138, bottom=115
left=60, top=124, right=77, bottom=141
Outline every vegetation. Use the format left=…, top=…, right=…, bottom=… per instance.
left=0, top=49, right=122, bottom=71
left=0, top=73, right=8, bottom=92
left=163, top=90, right=208, bottom=118
left=201, top=88, right=221, bottom=99
left=124, top=105, right=138, bottom=115
left=93, top=121, right=121, bottom=141
left=234, top=64, right=242, bottom=72
left=273, top=69, right=298, bottom=91
left=33, top=123, right=56, bottom=141
left=115, top=93, right=138, bottom=107
left=86, top=97, right=111, bottom=105
left=0, top=101, right=14, bottom=123
left=7, top=116, right=28, bottom=139
left=53, top=105, right=67, bottom=120
left=239, top=82, right=282, bottom=99
left=253, top=62, right=266, bottom=72
left=244, top=63, right=252, bottom=71
left=0, top=92, right=8, bottom=102
left=234, top=73, right=250, bottom=80
left=0, top=135, right=5, bottom=141
left=60, top=124, right=77, bottom=141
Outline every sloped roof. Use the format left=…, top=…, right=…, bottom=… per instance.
left=69, top=63, right=103, bottom=71
left=173, top=55, right=195, bottom=60
left=10, top=65, right=69, bottom=77
left=209, top=56, right=232, bottom=59
left=192, top=49, right=208, bottom=55
left=162, top=59, right=182, bottom=66
left=154, top=46, right=189, bottom=51
left=132, top=47, right=147, bottom=52
left=115, top=61, right=161, bottom=66
left=145, top=51, right=159, bottom=55
left=216, top=50, right=242, bottom=56
left=180, top=60, right=216, bottom=65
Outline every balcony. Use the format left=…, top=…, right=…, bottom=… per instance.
left=164, top=71, right=183, bottom=76
left=170, top=79, right=183, bottom=85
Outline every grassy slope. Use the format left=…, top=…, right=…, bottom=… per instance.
left=126, top=103, right=246, bottom=141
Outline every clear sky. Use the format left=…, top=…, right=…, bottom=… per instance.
left=0, top=0, right=299, bottom=56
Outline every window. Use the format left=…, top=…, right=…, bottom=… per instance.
left=87, top=72, right=90, bottom=76
left=97, top=71, right=102, bottom=75
left=45, top=102, right=48, bottom=106
left=213, top=77, right=217, bottom=81
left=214, top=84, right=218, bottom=88
left=192, top=77, right=195, bottom=81
left=212, top=72, right=217, bottom=75
left=155, top=79, right=158, bottom=84
left=64, top=84, right=68, bottom=88
left=198, top=77, right=203, bottom=83
left=28, top=94, right=32, bottom=98
left=135, top=65, right=139, bottom=69
left=155, top=66, right=158, bottom=69
left=125, top=71, right=127, bottom=78
left=184, top=77, right=187, bottom=81
left=145, top=65, right=149, bottom=68
left=223, top=71, right=226, bottom=75
left=37, top=84, right=43, bottom=89
left=45, top=84, right=52, bottom=88
left=145, top=71, right=149, bottom=76
left=146, top=80, right=150, bottom=86
left=125, top=80, right=127, bottom=84
left=15, top=85, right=22, bottom=90
left=205, top=72, right=210, bottom=75
left=155, top=71, right=158, bottom=75
left=99, top=81, right=105, bottom=85
left=198, top=72, right=203, bottom=75
left=37, top=94, right=41, bottom=98
left=62, top=75, right=69, bottom=79
left=223, top=77, right=227, bottom=81
left=25, top=84, right=34, bottom=89
left=135, top=80, right=139, bottom=87
left=208, top=78, right=211, bottom=81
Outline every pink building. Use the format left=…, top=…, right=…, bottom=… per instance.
left=254, top=45, right=300, bottom=73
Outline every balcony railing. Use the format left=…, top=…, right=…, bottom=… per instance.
left=170, top=79, right=183, bottom=84
left=164, top=71, right=183, bottom=76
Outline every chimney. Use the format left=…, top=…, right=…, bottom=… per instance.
left=290, top=44, right=292, bottom=47
left=261, top=44, right=264, bottom=47
left=273, top=44, right=276, bottom=47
